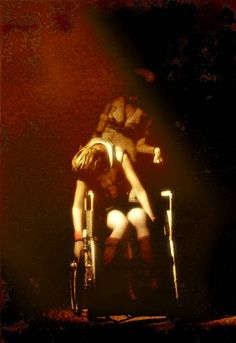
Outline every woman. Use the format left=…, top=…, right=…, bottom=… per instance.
left=71, top=137, right=157, bottom=294
left=92, top=69, right=163, bottom=164
left=92, top=95, right=162, bottom=164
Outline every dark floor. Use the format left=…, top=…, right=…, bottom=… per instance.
left=2, top=309, right=236, bottom=343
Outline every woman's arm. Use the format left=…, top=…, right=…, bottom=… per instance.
left=121, top=153, right=156, bottom=221
left=72, top=179, right=88, bottom=236
left=136, top=117, right=163, bottom=163
left=136, top=136, right=155, bottom=154
left=72, top=180, right=88, bottom=260
left=136, top=138, right=163, bottom=163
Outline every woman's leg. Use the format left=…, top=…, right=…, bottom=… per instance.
left=103, top=209, right=129, bottom=266
left=107, top=209, right=129, bottom=240
left=127, top=207, right=149, bottom=240
left=127, top=207, right=157, bottom=290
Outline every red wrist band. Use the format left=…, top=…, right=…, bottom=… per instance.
left=74, top=232, right=82, bottom=241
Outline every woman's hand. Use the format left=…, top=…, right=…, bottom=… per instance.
left=150, top=215, right=157, bottom=223
left=153, top=147, right=163, bottom=164
left=74, top=241, right=84, bottom=261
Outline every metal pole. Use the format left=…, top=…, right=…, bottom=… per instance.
left=161, top=190, right=179, bottom=300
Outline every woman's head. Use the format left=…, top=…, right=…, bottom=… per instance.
left=125, top=68, right=157, bottom=107
left=72, top=144, right=110, bottom=179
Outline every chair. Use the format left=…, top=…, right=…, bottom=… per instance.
left=69, top=189, right=179, bottom=316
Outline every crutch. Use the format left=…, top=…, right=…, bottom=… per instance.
left=161, top=190, right=179, bottom=300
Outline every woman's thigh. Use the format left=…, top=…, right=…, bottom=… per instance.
left=106, top=209, right=129, bottom=239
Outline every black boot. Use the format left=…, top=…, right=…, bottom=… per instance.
left=127, top=261, right=138, bottom=302
left=100, top=238, right=120, bottom=308
left=125, top=240, right=138, bottom=302
left=138, top=236, right=158, bottom=290
left=103, top=237, right=120, bottom=267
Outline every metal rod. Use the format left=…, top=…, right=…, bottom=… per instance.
left=161, top=190, right=179, bottom=300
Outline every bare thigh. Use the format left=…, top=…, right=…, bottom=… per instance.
left=106, top=209, right=129, bottom=240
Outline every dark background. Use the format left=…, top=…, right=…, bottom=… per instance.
left=1, top=0, right=236, bottom=322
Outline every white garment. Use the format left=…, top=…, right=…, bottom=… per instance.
left=87, top=137, right=125, bottom=167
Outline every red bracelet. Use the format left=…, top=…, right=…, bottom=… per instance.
left=74, top=232, right=83, bottom=241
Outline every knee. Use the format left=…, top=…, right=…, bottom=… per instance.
left=107, top=210, right=129, bottom=231
left=127, top=208, right=150, bottom=239
left=127, top=208, right=147, bottom=227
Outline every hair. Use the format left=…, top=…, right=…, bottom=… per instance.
left=72, top=145, right=109, bottom=179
